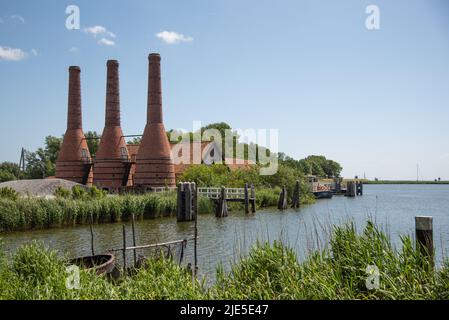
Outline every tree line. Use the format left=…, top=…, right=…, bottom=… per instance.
left=0, top=122, right=342, bottom=182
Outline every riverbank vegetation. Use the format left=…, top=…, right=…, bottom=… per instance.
left=1, top=221, right=448, bottom=300
left=0, top=184, right=309, bottom=232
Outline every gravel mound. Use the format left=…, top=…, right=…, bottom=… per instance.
left=0, top=179, right=85, bottom=198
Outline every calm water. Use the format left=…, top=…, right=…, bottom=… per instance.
left=1, top=184, right=449, bottom=279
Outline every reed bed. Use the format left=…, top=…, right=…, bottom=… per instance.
left=0, top=192, right=213, bottom=232
left=1, top=221, right=448, bottom=300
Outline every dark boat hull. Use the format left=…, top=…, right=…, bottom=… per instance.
left=314, top=191, right=333, bottom=199
left=69, top=254, right=116, bottom=275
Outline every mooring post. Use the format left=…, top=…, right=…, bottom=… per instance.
left=177, top=182, right=183, bottom=221
left=185, top=182, right=192, bottom=221
left=216, top=186, right=228, bottom=217
left=122, top=225, right=127, bottom=275
left=346, top=181, right=356, bottom=197
left=278, top=185, right=288, bottom=210
left=292, top=180, right=300, bottom=208
left=131, top=213, right=137, bottom=266
left=89, top=214, right=95, bottom=256
left=250, top=184, right=256, bottom=213
left=192, top=182, right=198, bottom=220
left=244, top=183, right=249, bottom=214
left=356, top=181, right=363, bottom=196
left=194, top=201, right=198, bottom=278
left=415, top=216, right=434, bottom=266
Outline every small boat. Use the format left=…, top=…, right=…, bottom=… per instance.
left=69, top=254, right=116, bottom=275
left=307, top=175, right=334, bottom=199
left=314, top=191, right=333, bottom=199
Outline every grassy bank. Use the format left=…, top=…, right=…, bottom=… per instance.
left=1, top=221, right=448, bottom=300
left=0, top=187, right=313, bottom=232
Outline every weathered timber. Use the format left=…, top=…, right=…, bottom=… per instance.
left=278, top=185, right=288, bottom=210
left=415, top=216, right=434, bottom=266
left=291, top=180, right=300, bottom=208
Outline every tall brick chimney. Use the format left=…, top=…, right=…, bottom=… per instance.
left=55, top=66, right=93, bottom=185
left=134, top=53, right=175, bottom=187
left=93, top=60, right=131, bottom=191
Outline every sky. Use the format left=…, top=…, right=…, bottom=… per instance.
left=0, top=0, right=448, bottom=180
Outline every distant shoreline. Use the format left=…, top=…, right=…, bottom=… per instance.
left=364, top=180, right=449, bottom=185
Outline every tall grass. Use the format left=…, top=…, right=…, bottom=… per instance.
left=0, top=192, right=213, bottom=232
left=1, top=221, right=448, bottom=300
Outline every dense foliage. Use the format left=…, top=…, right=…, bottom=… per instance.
left=0, top=192, right=213, bottom=232
left=1, top=222, right=448, bottom=300
left=180, top=164, right=315, bottom=204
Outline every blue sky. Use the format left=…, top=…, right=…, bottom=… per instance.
left=0, top=0, right=448, bottom=180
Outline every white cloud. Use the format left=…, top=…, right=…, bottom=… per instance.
left=98, top=38, right=115, bottom=46
left=0, top=46, right=26, bottom=61
left=84, top=25, right=116, bottom=38
left=156, top=31, right=193, bottom=44
left=31, top=48, right=38, bottom=56
left=68, top=46, right=79, bottom=53
left=10, top=15, right=25, bottom=23
left=84, top=25, right=116, bottom=46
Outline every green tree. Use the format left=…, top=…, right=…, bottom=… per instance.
left=84, top=131, right=101, bottom=157
left=0, top=162, right=21, bottom=182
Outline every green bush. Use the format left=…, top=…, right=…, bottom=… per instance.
left=0, top=187, right=19, bottom=201
left=54, top=186, right=71, bottom=199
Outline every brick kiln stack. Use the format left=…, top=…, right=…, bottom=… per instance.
left=134, top=53, right=175, bottom=187
left=55, top=66, right=93, bottom=185
left=93, top=60, right=132, bottom=191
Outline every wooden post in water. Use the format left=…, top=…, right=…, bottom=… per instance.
left=184, top=182, right=192, bottom=221
left=250, top=184, right=256, bottom=213
left=122, top=225, right=127, bottom=275
left=346, top=181, right=356, bottom=197
left=131, top=213, right=137, bottom=266
left=194, top=201, right=198, bottom=278
left=216, top=186, right=228, bottom=217
left=415, top=216, right=434, bottom=266
left=278, top=186, right=288, bottom=210
left=89, top=214, right=95, bottom=256
left=177, top=183, right=183, bottom=221
left=291, top=180, right=300, bottom=208
left=356, top=181, right=363, bottom=196
left=192, top=182, right=198, bottom=220
left=244, top=183, right=249, bottom=214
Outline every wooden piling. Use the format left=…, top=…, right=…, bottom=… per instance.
left=192, top=182, right=198, bottom=221
left=244, top=183, right=249, bottom=214
left=131, top=213, right=137, bottom=266
left=177, top=183, right=183, bottom=221
left=356, top=181, right=363, bottom=196
left=216, top=186, right=228, bottom=217
left=89, top=214, right=95, bottom=256
left=194, top=203, right=198, bottom=277
left=278, top=186, right=288, bottom=210
left=250, top=184, right=256, bottom=213
left=415, top=216, right=434, bottom=265
left=185, top=182, right=192, bottom=220
left=291, top=180, right=300, bottom=208
left=346, top=181, right=356, bottom=197
left=122, top=225, right=127, bottom=275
